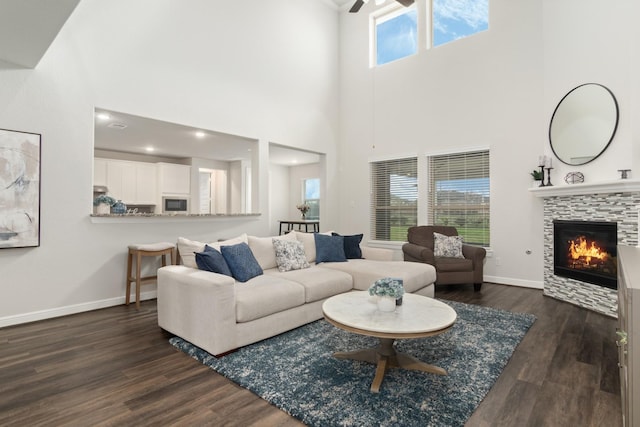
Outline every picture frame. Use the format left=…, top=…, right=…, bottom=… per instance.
left=0, top=128, right=41, bottom=249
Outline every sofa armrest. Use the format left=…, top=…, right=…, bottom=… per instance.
left=402, top=243, right=435, bottom=264
left=157, top=265, right=238, bottom=356
left=361, top=245, right=393, bottom=261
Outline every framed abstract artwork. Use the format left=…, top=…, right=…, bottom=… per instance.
left=0, top=128, right=41, bottom=249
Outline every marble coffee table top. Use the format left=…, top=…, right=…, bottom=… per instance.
left=322, top=291, right=457, bottom=335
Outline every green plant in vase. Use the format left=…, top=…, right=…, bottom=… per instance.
left=93, top=195, right=116, bottom=214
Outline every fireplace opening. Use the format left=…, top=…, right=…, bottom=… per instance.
left=553, top=220, right=617, bottom=289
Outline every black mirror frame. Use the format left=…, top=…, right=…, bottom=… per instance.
left=549, top=83, right=619, bottom=166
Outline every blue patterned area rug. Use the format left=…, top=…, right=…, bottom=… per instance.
left=170, top=300, right=536, bottom=427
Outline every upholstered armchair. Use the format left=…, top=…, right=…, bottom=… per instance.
left=402, top=225, right=486, bottom=291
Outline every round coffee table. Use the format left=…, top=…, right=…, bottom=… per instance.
left=322, top=291, right=457, bottom=393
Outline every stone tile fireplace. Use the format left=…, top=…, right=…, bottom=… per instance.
left=532, top=180, right=640, bottom=318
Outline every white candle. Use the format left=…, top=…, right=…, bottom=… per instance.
left=539, top=155, right=546, bottom=167
left=545, top=157, right=552, bottom=168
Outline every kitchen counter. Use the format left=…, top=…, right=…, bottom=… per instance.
left=90, top=213, right=261, bottom=223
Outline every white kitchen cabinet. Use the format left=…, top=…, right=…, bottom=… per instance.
left=158, top=162, right=191, bottom=195
left=95, top=158, right=157, bottom=205
left=106, top=160, right=135, bottom=203
left=135, top=162, right=157, bottom=204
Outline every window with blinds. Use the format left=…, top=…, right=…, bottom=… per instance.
left=370, top=157, right=417, bottom=241
left=428, top=150, right=490, bottom=246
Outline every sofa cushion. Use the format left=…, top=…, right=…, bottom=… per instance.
left=221, top=242, right=263, bottom=282
left=318, top=259, right=436, bottom=293
left=315, top=233, right=347, bottom=263
left=235, top=275, right=306, bottom=322
left=248, top=232, right=297, bottom=270
left=265, top=266, right=353, bottom=303
left=195, top=245, right=232, bottom=276
left=433, top=232, right=464, bottom=258
left=273, top=239, right=310, bottom=272
left=177, top=234, right=248, bottom=269
left=332, top=232, right=363, bottom=259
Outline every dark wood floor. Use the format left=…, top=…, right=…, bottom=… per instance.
left=0, top=283, right=621, bottom=426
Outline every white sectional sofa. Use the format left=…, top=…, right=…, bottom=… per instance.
left=157, top=231, right=436, bottom=356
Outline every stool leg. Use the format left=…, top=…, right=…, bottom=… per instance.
left=125, top=250, right=133, bottom=306
left=135, top=251, right=142, bottom=309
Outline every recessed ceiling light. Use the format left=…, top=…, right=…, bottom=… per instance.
left=107, top=123, right=127, bottom=130
left=195, top=131, right=205, bottom=138
left=96, top=113, right=110, bottom=120
left=145, top=146, right=155, bottom=152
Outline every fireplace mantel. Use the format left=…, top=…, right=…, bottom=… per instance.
left=530, top=179, right=640, bottom=198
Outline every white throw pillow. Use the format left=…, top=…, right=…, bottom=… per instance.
left=433, top=232, right=464, bottom=258
left=178, top=233, right=248, bottom=268
left=248, top=232, right=297, bottom=270
left=273, top=239, right=310, bottom=272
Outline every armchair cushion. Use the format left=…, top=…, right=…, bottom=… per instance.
left=433, top=232, right=464, bottom=258
left=435, top=257, right=473, bottom=272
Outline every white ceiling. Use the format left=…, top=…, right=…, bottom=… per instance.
left=2, top=1, right=324, bottom=166
left=0, top=0, right=80, bottom=68
left=94, top=109, right=321, bottom=166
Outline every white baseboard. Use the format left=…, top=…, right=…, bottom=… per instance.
left=0, top=290, right=158, bottom=328
left=483, top=275, right=543, bottom=289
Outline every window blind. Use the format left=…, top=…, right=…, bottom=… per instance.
left=370, top=157, right=418, bottom=241
left=427, top=150, right=490, bottom=246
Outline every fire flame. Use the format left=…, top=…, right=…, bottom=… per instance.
left=568, top=236, right=608, bottom=265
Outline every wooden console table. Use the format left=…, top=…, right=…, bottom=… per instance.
left=279, top=219, right=319, bottom=235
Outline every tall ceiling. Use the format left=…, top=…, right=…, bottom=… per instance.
left=1, top=0, right=325, bottom=166
left=0, top=0, right=354, bottom=69
left=0, top=0, right=80, bottom=68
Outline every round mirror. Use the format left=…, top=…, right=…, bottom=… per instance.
left=549, top=83, right=619, bottom=166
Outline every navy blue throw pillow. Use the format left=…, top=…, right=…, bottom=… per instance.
left=220, top=242, right=263, bottom=282
left=314, top=233, right=347, bottom=263
left=332, top=232, right=363, bottom=259
left=195, top=245, right=233, bottom=277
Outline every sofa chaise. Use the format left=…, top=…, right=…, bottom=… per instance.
left=158, top=231, right=436, bottom=356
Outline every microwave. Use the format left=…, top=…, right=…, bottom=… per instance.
left=162, top=197, right=189, bottom=214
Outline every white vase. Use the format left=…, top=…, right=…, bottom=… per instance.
left=377, top=296, right=396, bottom=312
left=96, top=203, right=110, bottom=215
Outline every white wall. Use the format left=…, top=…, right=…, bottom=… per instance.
left=338, top=0, right=636, bottom=288
left=0, top=0, right=339, bottom=325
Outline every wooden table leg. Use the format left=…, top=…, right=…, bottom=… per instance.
left=333, top=337, right=446, bottom=393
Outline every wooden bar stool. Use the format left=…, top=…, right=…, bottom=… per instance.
left=126, top=242, right=175, bottom=309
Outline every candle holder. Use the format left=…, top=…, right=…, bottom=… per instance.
left=545, top=167, right=554, bottom=186
left=538, top=165, right=546, bottom=187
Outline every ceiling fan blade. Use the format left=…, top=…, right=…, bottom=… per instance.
left=396, top=0, right=415, bottom=6
left=349, top=0, right=366, bottom=13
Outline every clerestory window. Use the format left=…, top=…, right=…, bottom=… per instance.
left=432, top=0, right=489, bottom=47
left=372, top=0, right=489, bottom=67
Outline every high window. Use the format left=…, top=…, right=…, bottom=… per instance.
left=303, top=178, right=320, bottom=220
left=432, top=0, right=489, bottom=47
left=374, top=5, right=417, bottom=66
left=372, top=0, right=489, bottom=67
left=370, top=157, right=417, bottom=241
left=427, top=149, right=490, bottom=246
